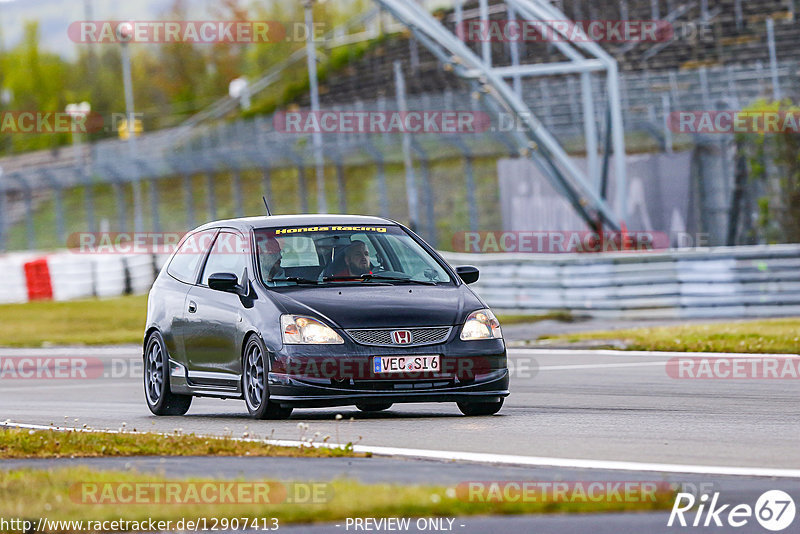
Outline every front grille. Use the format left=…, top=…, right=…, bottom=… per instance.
left=346, top=326, right=452, bottom=347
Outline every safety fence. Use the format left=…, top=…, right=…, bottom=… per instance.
left=1, top=58, right=797, bottom=255
left=2, top=245, right=799, bottom=321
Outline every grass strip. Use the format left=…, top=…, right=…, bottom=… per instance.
left=541, top=318, right=800, bottom=354
left=0, top=467, right=677, bottom=531
left=496, top=311, right=574, bottom=325
left=0, top=429, right=357, bottom=459
left=0, top=296, right=147, bottom=347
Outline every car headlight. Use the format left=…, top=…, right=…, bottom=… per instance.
left=460, top=309, right=502, bottom=341
left=281, top=315, right=344, bottom=344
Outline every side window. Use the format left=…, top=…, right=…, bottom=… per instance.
left=167, top=230, right=217, bottom=284
left=278, top=236, right=319, bottom=267
left=201, top=232, right=248, bottom=286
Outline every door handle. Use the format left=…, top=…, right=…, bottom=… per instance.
left=188, top=301, right=197, bottom=313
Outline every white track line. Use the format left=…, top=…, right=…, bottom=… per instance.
left=3, top=421, right=799, bottom=479
left=0, top=383, right=140, bottom=392
left=537, top=362, right=668, bottom=371
left=510, top=348, right=800, bottom=358
left=0, top=347, right=141, bottom=357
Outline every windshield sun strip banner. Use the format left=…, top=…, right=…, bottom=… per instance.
left=270, top=226, right=391, bottom=235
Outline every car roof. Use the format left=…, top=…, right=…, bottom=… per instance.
left=193, top=214, right=398, bottom=233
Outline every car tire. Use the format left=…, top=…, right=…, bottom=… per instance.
left=456, top=399, right=504, bottom=416
left=355, top=402, right=393, bottom=412
left=144, top=331, right=192, bottom=416
left=242, top=335, right=293, bottom=420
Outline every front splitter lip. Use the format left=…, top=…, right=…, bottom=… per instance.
left=267, top=369, right=509, bottom=408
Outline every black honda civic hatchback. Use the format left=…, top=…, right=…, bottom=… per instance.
left=143, top=214, right=509, bottom=419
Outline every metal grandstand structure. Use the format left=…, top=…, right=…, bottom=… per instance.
left=373, top=0, right=628, bottom=231
left=174, top=0, right=631, bottom=230
left=1, top=0, right=798, bottom=251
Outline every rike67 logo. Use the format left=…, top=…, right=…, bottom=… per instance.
left=668, top=490, right=796, bottom=531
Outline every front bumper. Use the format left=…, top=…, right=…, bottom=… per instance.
left=267, top=338, right=508, bottom=408
left=268, top=369, right=509, bottom=408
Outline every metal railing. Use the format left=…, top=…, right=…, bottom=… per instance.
left=443, top=244, right=800, bottom=318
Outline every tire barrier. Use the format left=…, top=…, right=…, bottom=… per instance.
left=126, top=254, right=158, bottom=295
left=47, top=254, right=94, bottom=301
left=0, top=251, right=161, bottom=304
left=441, top=244, right=800, bottom=320
left=0, top=254, right=33, bottom=304
left=92, top=254, right=127, bottom=299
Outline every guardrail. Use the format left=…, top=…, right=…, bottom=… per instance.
left=442, top=244, right=800, bottom=319
left=2, top=245, right=799, bottom=321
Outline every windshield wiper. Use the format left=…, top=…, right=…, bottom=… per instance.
left=267, top=276, right=320, bottom=285
left=362, top=273, right=439, bottom=285
left=321, top=275, right=368, bottom=282
left=322, top=273, right=437, bottom=285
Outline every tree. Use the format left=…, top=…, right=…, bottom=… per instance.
left=740, top=100, right=800, bottom=243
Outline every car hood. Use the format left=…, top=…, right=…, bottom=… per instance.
left=264, top=283, right=484, bottom=328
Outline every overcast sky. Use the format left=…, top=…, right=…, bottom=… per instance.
left=0, top=0, right=371, bottom=59
left=0, top=0, right=224, bottom=58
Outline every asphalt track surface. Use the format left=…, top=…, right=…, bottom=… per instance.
left=2, top=345, right=800, bottom=533
left=2, top=346, right=798, bottom=469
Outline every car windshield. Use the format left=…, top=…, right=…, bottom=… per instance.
left=254, top=225, right=452, bottom=287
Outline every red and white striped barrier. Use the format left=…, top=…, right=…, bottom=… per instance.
left=0, top=251, right=160, bottom=304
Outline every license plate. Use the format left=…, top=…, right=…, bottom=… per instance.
left=373, top=355, right=440, bottom=374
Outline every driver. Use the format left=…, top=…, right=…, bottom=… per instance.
left=257, top=235, right=285, bottom=280
left=336, top=241, right=372, bottom=277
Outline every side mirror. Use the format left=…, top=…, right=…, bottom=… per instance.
left=456, top=265, right=479, bottom=284
left=208, top=272, right=242, bottom=294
